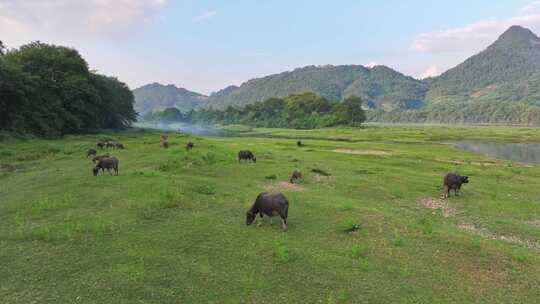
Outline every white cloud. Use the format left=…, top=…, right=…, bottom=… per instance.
left=420, top=66, right=440, bottom=78
left=410, top=2, right=540, bottom=53
left=365, top=61, right=379, bottom=68
left=522, top=1, right=540, bottom=13
left=193, top=11, right=217, bottom=22
left=0, top=0, right=168, bottom=45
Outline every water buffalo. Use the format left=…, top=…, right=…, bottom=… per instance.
left=93, top=156, right=119, bottom=176
left=246, top=192, right=289, bottom=231
left=97, top=142, right=105, bottom=149
left=115, top=143, right=125, bottom=149
left=289, top=170, right=303, bottom=183
left=442, top=173, right=469, bottom=198
left=92, top=154, right=110, bottom=164
left=186, top=142, right=194, bottom=151
left=238, top=150, right=256, bottom=163
left=87, top=148, right=97, bottom=158
left=105, top=142, right=115, bottom=149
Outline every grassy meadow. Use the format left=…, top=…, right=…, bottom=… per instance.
left=1, top=125, right=540, bottom=303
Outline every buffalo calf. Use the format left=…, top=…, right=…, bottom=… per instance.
left=87, top=148, right=97, bottom=158
left=289, top=170, right=303, bottom=183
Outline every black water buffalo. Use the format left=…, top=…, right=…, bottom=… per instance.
left=87, top=148, right=97, bottom=158
left=238, top=150, right=256, bottom=163
left=115, top=143, right=125, bottom=149
left=442, top=173, right=469, bottom=198
left=93, top=156, right=119, bottom=176
left=105, top=142, right=115, bottom=149
left=246, top=192, right=289, bottom=231
left=186, top=142, right=194, bottom=150
left=92, top=154, right=110, bottom=164
left=97, top=142, right=105, bottom=149
left=289, top=170, right=303, bottom=183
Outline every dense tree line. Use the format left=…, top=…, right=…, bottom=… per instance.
left=143, top=93, right=367, bottom=129
left=368, top=100, right=540, bottom=126
left=0, top=41, right=136, bottom=137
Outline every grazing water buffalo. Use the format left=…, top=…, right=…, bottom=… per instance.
left=238, top=150, right=256, bottom=163
left=246, top=192, right=289, bottom=231
left=93, top=156, right=119, bottom=176
left=97, top=142, right=105, bottom=149
left=105, top=142, right=115, bottom=149
left=115, top=143, right=125, bottom=149
left=87, top=148, right=97, bottom=158
left=92, top=154, right=110, bottom=164
left=289, top=170, right=303, bottom=183
left=186, top=142, right=194, bottom=151
left=442, top=173, right=469, bottom=198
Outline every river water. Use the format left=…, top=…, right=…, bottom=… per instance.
left=452, top=141, right=540, bottom=164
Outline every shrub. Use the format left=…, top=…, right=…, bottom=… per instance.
left=341, top=219, right=361, bottom=233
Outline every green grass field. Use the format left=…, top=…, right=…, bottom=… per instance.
left=1, top=126, right=539, bottom=303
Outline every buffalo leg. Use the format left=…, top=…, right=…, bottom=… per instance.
left=442, top=185, right=449, bottom=198
left=279, top=213, right=287, bottom=231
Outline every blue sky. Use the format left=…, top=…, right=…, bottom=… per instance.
left=1, top=0, right=540, bottom=94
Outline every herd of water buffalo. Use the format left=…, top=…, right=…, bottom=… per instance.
left=85, top=134, right=470, bottom=231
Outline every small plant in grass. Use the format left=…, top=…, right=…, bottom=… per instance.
left=273, top=240, right=290, bottom=264
left=341, top=219, right=361, bottom=233
left=512, top=248, right=529, bottom=263
left=194, top=184, right=216, bottom=195
left=265, top=174, right=277, bottom=180
left=392, top=235, right=405, bottom=247
left=341, top=202, right=353, bottom=211
left=358, top=257, right=370, bottom=272
left=350, top=244, right=368, bottom=259
left=417, top=218, right=433, bottom=235
left=470, top=236, right=482, bottom=250
left=202, top=152, right=217, bottom=165
left=327, top=290, right=349, bottom=304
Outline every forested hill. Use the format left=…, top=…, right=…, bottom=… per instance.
left=133, top=83, right=207, bottom=114
left=0, top=41, right=136, bottom=137
left=135, top=25, right=540, bottom=126
left=202, top=65, right=428, bottom=111
left=427, top=25, right=540, bottom=105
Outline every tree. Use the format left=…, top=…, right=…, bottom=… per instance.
left=334, top=96, right=366, bottom=126
left=0, top=41, right=136, bottom=136
left=159, top=107, right=184, bottom=123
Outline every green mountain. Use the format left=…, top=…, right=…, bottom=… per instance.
left=135, top=25, right=540, bottom=126
left=133, top=83, right=207, bottom=114
left=427, top=25, right=540, bottom=105
left=204, top=65, right=428, bottom=111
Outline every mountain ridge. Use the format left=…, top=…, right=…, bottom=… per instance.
left=134, top=25, right=540, bottom=115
